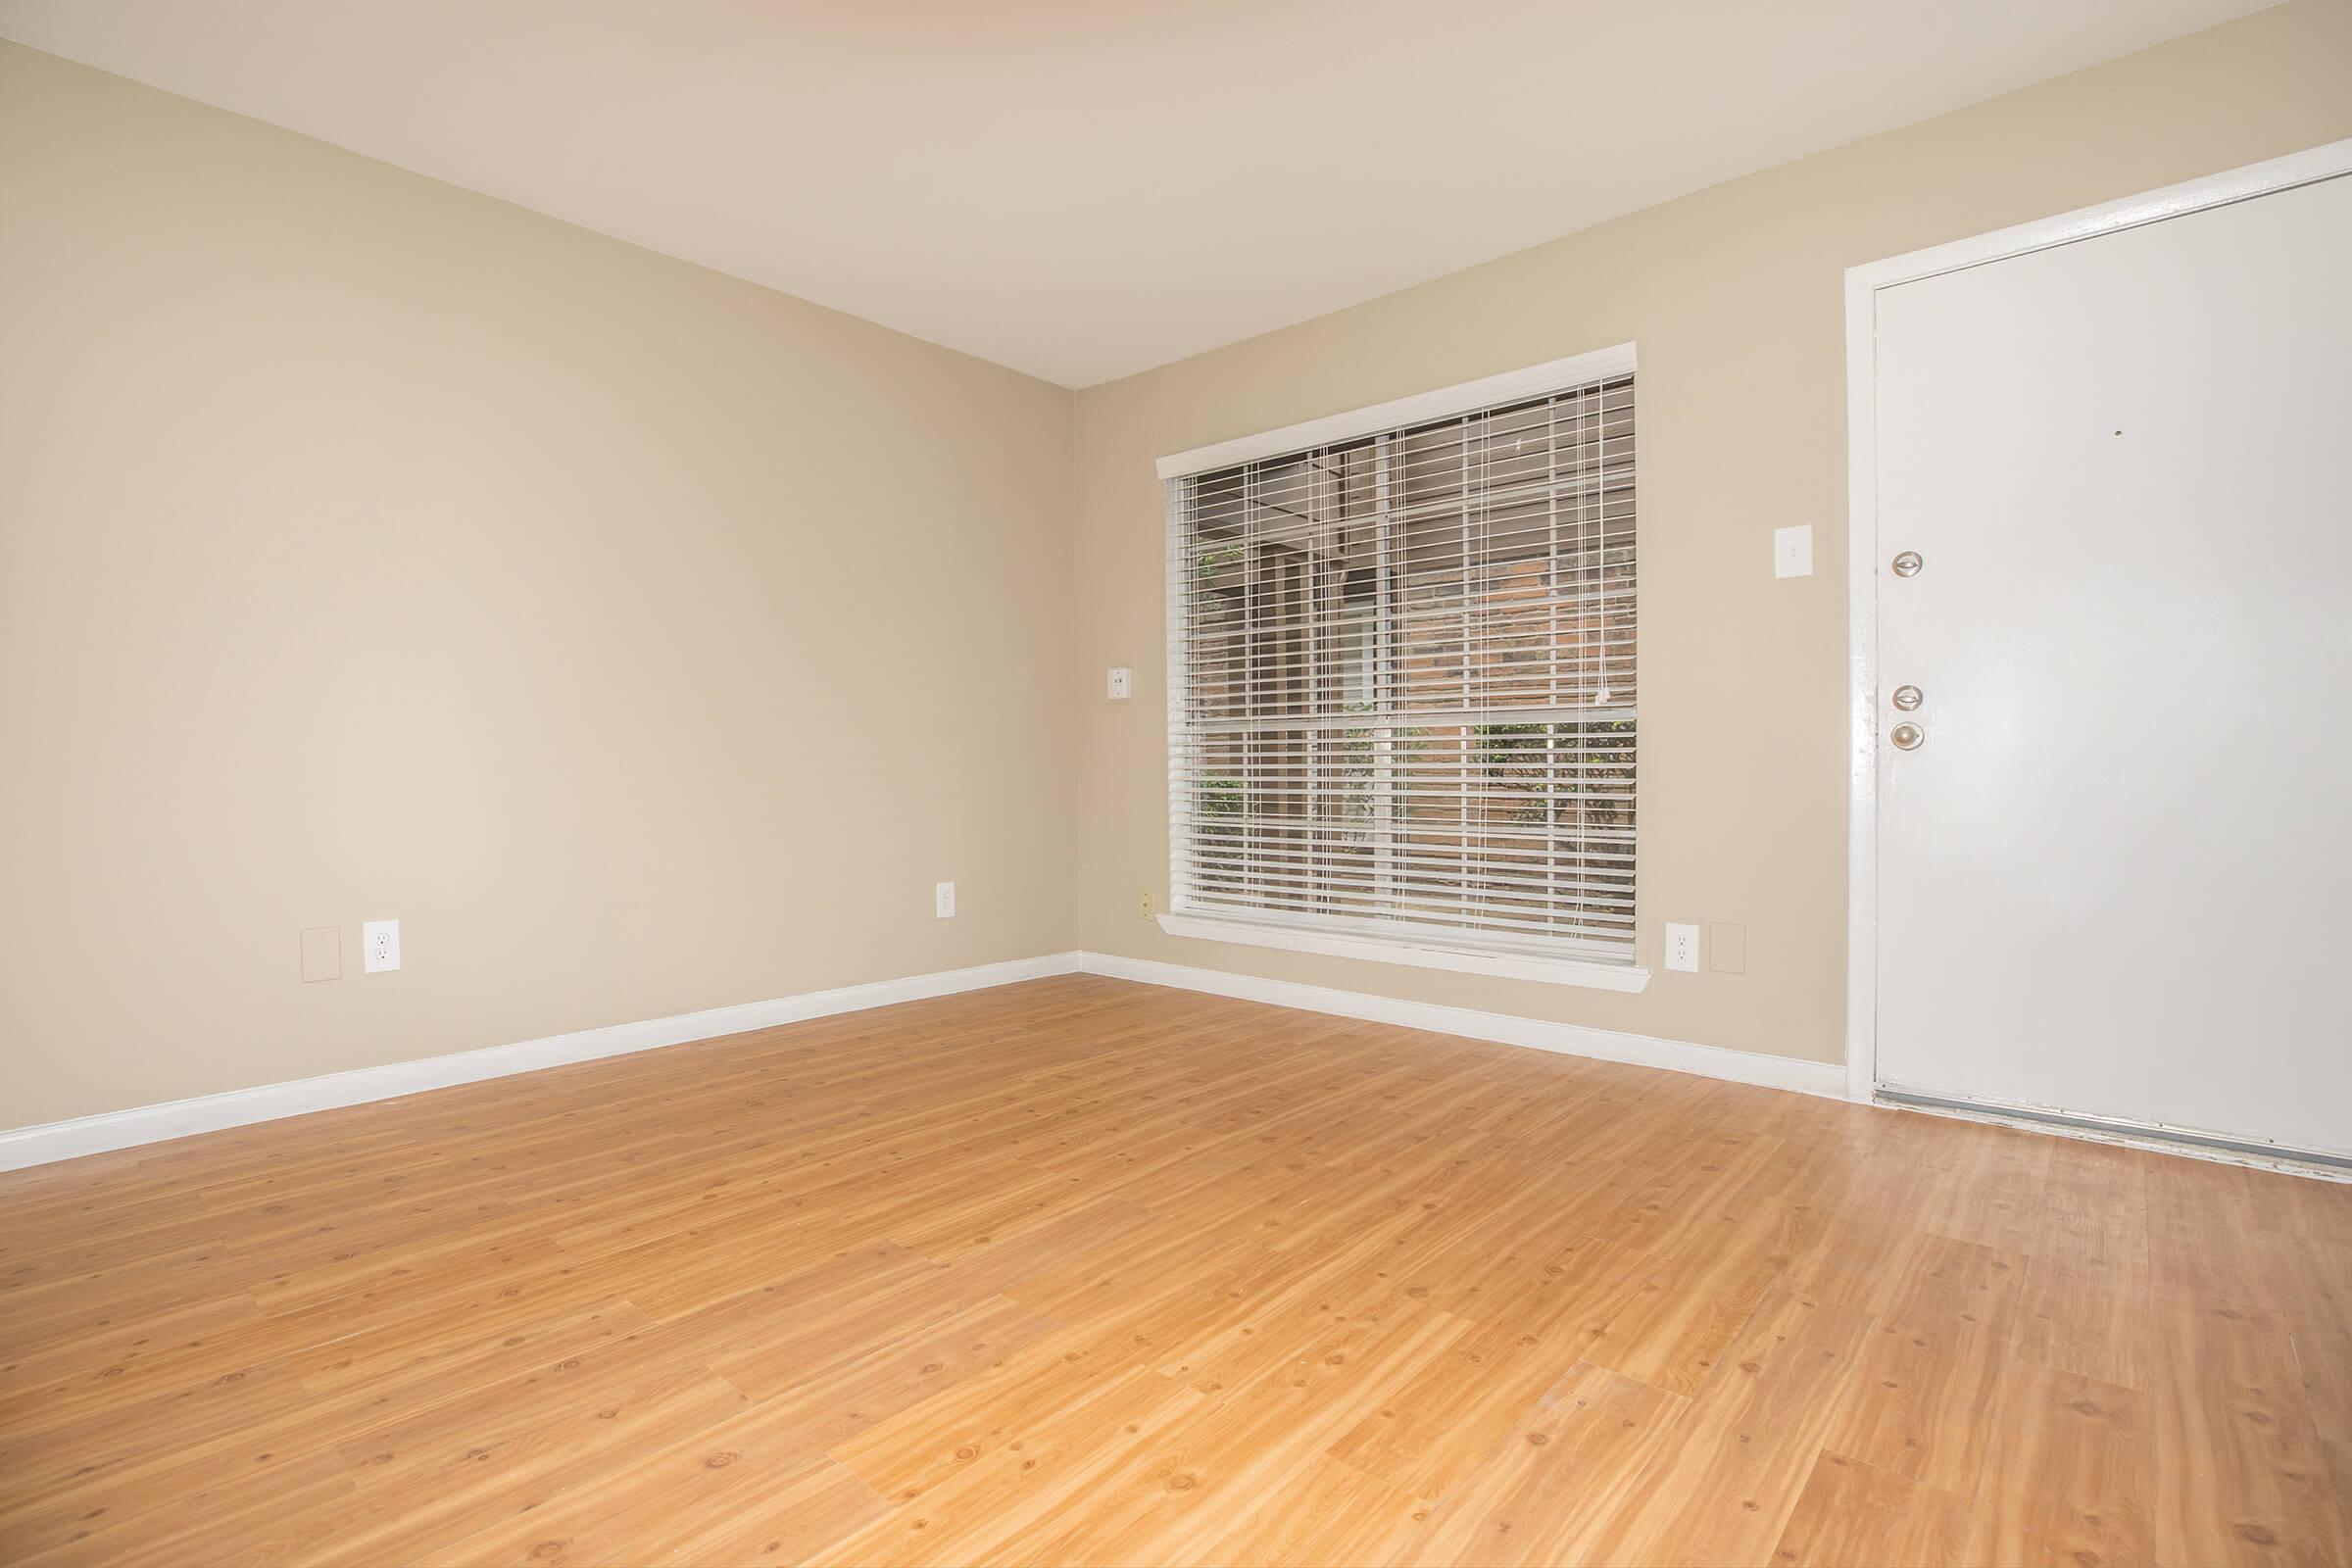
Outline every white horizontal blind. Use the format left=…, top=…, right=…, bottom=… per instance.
left=1165, top=368, right=1636, bottom=962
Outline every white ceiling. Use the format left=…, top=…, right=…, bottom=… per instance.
left=0, top=0, right=2272, bottom=387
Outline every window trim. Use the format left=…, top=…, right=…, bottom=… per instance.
left=1155, top=911, right=1653, bottom=993
left=1159, top=346, right=1642, bottom=984
left=1154, top=342, right=1636, bottom=480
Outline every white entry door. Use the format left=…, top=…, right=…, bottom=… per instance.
left=1870, top=166, right=2352, bottom=1160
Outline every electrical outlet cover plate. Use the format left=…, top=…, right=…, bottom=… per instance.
left=362, top=918, right=400, bottom=973
left=1664, top=922, right=1700, bottom=973
left=1107, top=666, right=1133, bottom=700
left=935, top=881, right=956, bottom=918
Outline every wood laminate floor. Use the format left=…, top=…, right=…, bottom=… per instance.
left=2, top=974, right=2347, bottom=1567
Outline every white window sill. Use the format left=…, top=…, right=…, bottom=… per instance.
left=1155, top=912, right=1652, bottom=994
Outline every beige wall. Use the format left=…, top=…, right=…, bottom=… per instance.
left=0, top=41, right=1075, bottom=1126
left=6, top=4, right=2347, bottom=1130
left=1069, top=0, right=2352, bottom=1066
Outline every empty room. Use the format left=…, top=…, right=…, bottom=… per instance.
left=2, top=2, right=2348, bottom=1564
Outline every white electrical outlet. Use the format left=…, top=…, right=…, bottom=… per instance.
left=1664, top=922, right=1700, bottom=973
left=1774, top=525, right=1814, bottom=578
left=362, top=918, right=401, bottom=973
left=1106, top=666, right=1133, bottom=700
left=934, top=881, right=956, bottom=918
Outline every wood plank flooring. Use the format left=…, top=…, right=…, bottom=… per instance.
left=2, top=973, right=2347, bottom=1566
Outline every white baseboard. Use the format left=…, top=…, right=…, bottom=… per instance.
left=1075, top=951, right=1848, bottom=1100
left=0, top=952, right=1084, bottom=1173
left=1, top=946, right=1845, bottom=1175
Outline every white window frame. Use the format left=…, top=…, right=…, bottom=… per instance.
left=1156, top=344, right=1649, bottom=993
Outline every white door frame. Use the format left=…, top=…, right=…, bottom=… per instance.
left=1842, top=136, right=2352, bottom=1105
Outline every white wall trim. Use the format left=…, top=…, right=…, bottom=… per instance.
left=0, top=942, right=1843, bottom=1174
left=0, top=952, right=1084, bottom=1173
left=1081, top=950, right=1843, bottom=1099
left=12, top=933, right=2324, bottom=1180
left=1154, top=341, right=1636, bottom=479
left=1842, top=136, right=2352, bottom=1107
left=1156, top=911, right=1650, bottom=993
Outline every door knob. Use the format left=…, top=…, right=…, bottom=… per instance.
left=1890, top=722, right=1926, bottom=751
left=1891, top=550, right=1923, bottom=577
left=1890, top=685, right=1923, bottom=710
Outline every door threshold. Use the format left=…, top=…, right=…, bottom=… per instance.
left=1875, top=1088, right=2352, bottom=1182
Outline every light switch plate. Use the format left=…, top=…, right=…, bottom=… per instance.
left=1107, top=666, right=1133, bottom=700
left=1664, top=922, right=1700, bottom=973
left=362, top=918, right=400, bottom=973
left=1774, top=525, right=1814, bottom=578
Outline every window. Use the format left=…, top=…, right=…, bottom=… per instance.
left=1161, top=349, right=1638, bottom=981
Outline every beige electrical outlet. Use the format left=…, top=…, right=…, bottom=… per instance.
left=1139, top=890, right=1155, bottom=919
left=300, top=925, right=342, bottom=983
left=1708, top=922, right=1747, bottom=974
